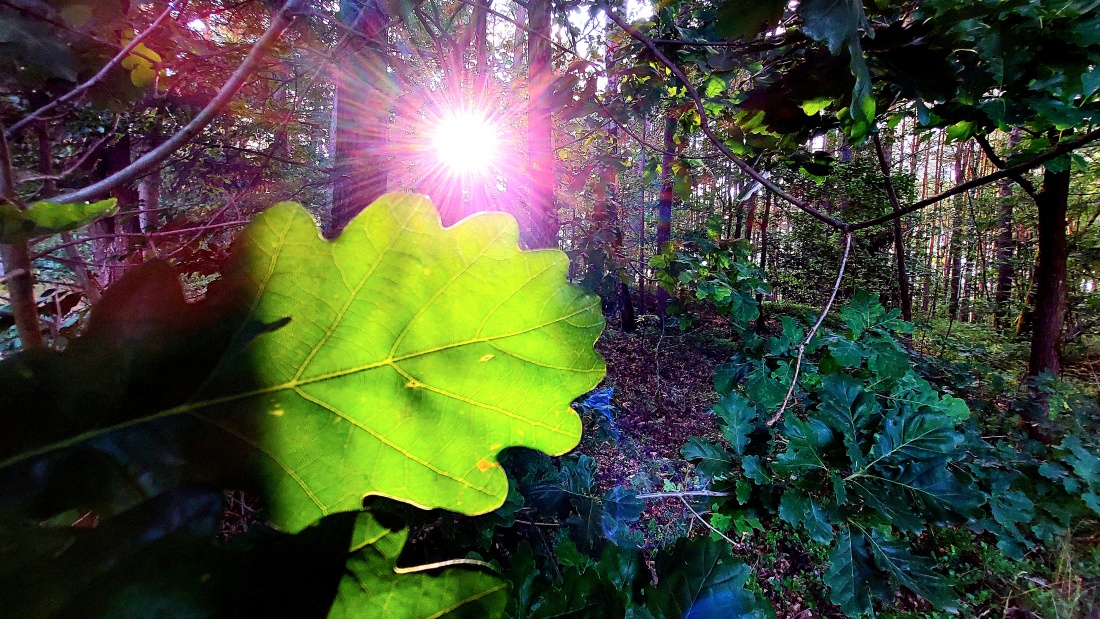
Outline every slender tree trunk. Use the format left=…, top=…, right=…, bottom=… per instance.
left=994, top=129, right=1022, bottom=331
left=947, top=143, right=969, bottom=321
left=605, top=41, right=634, bottom=332
left=91, top=134, right=140, bottom=287
left=1028, top=168, right=1071, bottom=379
left=636, top=117, right=648, bottom=315
left=874, top=134, right=912, bottom=321
left=330, top=0, right=391, bottom=236
left=656, top=109, right=676, bottom=322
left=0, top=125, right=44, bottom=348
left=526, top=0, right=556, bottom=248
left=744, top=194, right=757, bottom=244
left=758, top=190, right=771, bottom=272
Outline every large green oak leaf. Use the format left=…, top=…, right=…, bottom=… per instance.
left=194, top=193, right=605, bottom=529
left=0, top=193, right=605, bottom=534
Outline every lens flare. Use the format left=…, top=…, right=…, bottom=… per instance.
left=431, top=111, right=500, bottom=176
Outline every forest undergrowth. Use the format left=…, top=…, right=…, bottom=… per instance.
left=573, top=293, right=1100, bottom=619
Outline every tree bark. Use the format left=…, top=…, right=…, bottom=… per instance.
left=655, top=109, right=676, bottom=322
left=1027, top=167, right=1071, bottom=378
left=526, top=0, right=556, bottom=248
left=946, top=143, right=969, bottom=321
left=330, top=0, right=391, bottom=236
left=873, top=133, right=912, bottom=321
left=0, top=124, right=44, bottom=349
left=994, top=129, right=1022, bottom=331
left=91, top=134, right=140, bottom=288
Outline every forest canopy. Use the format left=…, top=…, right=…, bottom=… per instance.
left=1, top=0, right=1099, bottom=617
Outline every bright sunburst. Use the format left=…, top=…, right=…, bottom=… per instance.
left=431, top=111, right=500, bottom=176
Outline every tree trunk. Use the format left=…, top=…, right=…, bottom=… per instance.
left=636, top=117, right=648, bottom=315
left=946, top=143, right=969, bottom=321
left=993, top=129, right=1021, bottom=331
left=606, top=40, right=634, bottom=333
left=1027, top=167, right=1071, bottom=378
left=873, top=133, right=912, bottom=321
left=0, top=126, right=44, bottom=348
left=91, top=134, right=140, bottom=288
left=329, top=0, right=391, bottom=236
left=655, top=109, right=676, bottom=322
left=526, top=0, right=556, bottom=248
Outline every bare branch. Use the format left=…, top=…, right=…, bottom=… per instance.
left=849, top=127, right=1100, bottom=230
left=767, top=231, right=853, bottom=427
left=973, top=133, right=1040, bottom=201
left=48, top=0, right=307, bottom=205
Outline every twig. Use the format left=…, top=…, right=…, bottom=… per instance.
left=15, top=116, right=121, bottom=186
left=31, top=221, right=249, bottom=260
left=767, top=231, right=853, bottom=426
left=6, top=2, right=181, bottom=138
left=48, top=0, right=307, bottom=205
left=636, top=490, right=730, bottom=500
left=678, top=495, right=738, bottom=546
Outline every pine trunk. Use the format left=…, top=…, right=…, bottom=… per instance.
left=526, top=0, right=556, bottom=248
left=1027, top=168, right=1071, bottom=378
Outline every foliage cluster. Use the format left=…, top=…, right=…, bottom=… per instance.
left=664, top=244, right=1100, bottom=617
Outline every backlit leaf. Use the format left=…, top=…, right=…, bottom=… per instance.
left=329, top=512, right=508, bottom=618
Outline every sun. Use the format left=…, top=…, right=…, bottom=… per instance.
left=431, top=111, right=500, bottom=176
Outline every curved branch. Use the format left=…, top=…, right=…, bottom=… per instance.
left=598, top=2, right=848, bottom=230
left=49, top=0, right=307, bottom=205
left=973, top=133, right=1040, bottom=202
left=767, top=231, right=853, bottom=426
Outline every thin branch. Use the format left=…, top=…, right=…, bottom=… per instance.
left=767, top=231, right=853, bottom=426
left=15, top=116, right=120, bottom=186
left=5, top=3, right=180, bottom=138
left=48, top=0, right=307, bottom=205
left=849, top=127, right=1100, bottom=230
left=31, top=221, right=249, bottom=260
left=0, top=267, right=26, bottom=284
left=679, top=495, right=738, bottom=546
left=973, top=133, right=1040, bottom=201
left=636, top=490, right=730, bottom=500
left=594, top=99, right=722, bottom=160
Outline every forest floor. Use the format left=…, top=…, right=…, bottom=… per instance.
left=577, top=313, right=861, bottom=619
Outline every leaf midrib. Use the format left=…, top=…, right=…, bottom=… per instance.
left=0, top=302, right=598, bottom=471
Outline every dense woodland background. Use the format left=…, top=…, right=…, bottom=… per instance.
left=2, top=0, right=1100, bottom=617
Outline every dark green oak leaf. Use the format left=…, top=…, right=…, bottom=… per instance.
left=824, top=527, right=875, bottom=617
left=645, top=537, right=775, bottom=619
left=329, top=512, right=507, bottom=618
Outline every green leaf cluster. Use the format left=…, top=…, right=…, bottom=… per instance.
left=506, top=533, right=774, bottom=619
left=685, top=291, right=976, bottom=616
left=650, top=231, right=769, bottom=331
